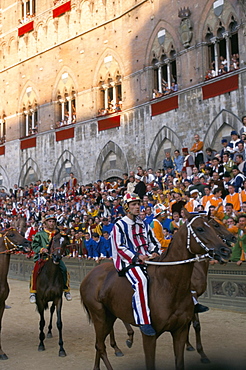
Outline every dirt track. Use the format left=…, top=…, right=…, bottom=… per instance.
left=1, top=279, right=246, bottom=370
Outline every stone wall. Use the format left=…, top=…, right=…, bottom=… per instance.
left=8, top=255, right=246, bottom=313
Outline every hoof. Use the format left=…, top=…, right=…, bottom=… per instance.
left=186, top=345, right=195, bottom=351
left=126, top=339, right=133, bottom=348
left=201, top=358, right=210, bottom=364
left=115, top=351, right=124, bottom=357
left=59, top=350, right=67, bottom=357
left=47, top=333, right=53, bottom=338
left=0, top=354, right=8, bottom=360
left=38, top=344, right=45, bottom=352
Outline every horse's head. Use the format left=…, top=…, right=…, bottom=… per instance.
left=183, top=209, right=231, bottom=264
left=1, top=228, right=31, bottom=253
left=49, top=231, right=70, bottom=265
left=207, top=218, right=237, bottom=247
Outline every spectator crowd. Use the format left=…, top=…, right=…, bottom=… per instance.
left=1, top=117, right=246, bottom=265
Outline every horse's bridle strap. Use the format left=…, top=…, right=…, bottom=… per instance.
left=144, top=253, right=211, bottom=266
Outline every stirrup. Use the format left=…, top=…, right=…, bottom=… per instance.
left=30, top=294, right=36, bottom=304
left=64, top=292, right=72, bottom=301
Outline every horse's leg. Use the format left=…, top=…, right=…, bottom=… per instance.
left=171, top=325, right=189, bottom=370
left=47, top=302, right=55, bottom=338
left=186, top=319, right=195, bottom=351
left=193, top=313, right=210, bottom=363
left=142, top=334, right=156, bottom=370
left=109, top=328, right=124, bottom=357
left=56, top=298, right=66, bottom=357
left=123, top=321, right=134, bottom=348
left=90, top=309, right=115, bottom=370
left=0, top=304, right=8, bottom=360
left=38, top=308, right=46, bottom=351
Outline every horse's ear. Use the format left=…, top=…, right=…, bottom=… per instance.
left=182, top=208, right=193, bottom=221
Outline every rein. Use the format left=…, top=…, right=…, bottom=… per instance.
left=145, top=216, right=212, bottom=266
left=0, top=230, right=21, bottom=254
left=145, top=253, right=211, bottom=266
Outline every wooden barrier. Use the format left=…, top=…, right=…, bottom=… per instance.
left=8, top=256, right=246, bottom=312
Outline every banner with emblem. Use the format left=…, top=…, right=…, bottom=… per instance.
left=158, top=29, right=166, bottom=46
left=213, top=0, right=224, bottom=17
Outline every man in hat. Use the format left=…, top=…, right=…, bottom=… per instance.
left=220, top=138, right=229, bottom=158
left=228, top=131, right=240, bottom=158
left=29, top=214, right=72, bottom=303
left=111, top=193, right=161, bottom=336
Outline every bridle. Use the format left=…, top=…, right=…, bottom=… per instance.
left=145, top=216, right=213, bottom=266
left=0, top=228, right=24, bottom=254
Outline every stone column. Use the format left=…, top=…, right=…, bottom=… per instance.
left=167, top=61, right=171, bottom=89
left=25, top=113, right=29, bottom=136
left=102, top=85, right=108, bottom=109
left=156, top=63, right=162, bottom=93
left=223, top=31, right=231, bottom=72
left=23, top=1, right=27, bottom=22
left=30, top=0, right=33, bottom=16
left=211, top=37, right=219, bottom=76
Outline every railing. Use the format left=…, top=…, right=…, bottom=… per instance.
left=8, top=255, right=246, bottom=312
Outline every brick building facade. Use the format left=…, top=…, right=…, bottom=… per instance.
left=0, top=0, right=246, bottom=188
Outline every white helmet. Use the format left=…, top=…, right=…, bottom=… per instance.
left=122, top=193, right=140, bottom=212
left=153, top=203, right=168, bottom=217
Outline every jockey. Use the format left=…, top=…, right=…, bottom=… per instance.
left=29, top=214, right=72, bottom=303
left=111, top=193, right=161, bottom=336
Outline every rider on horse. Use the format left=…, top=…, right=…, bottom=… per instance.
left=29, top=214, right=72, bottom=303
left=111, top=193, right=161, bottom=336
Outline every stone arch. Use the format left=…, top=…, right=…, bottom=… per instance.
left=18, top=81, right=40, bottom=112
left=199, top=0, right=237, bottom=40
left=203, top=109, right=242, bottom=150
left=92, top=48, right=125, bottom=87
left=52, top=150, right=82, bottom=187
left=0, top=165, right=10, bottom=190
left=95, top=141, right=128, bottom=181
left=52, top=66, right=78, bottom=101
left=145, top=20, right=179, bottom=66
left=18, top=158, right=41, bottom=187
left=147, top=126, right=182, bottom=170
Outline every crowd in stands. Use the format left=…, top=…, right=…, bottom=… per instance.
left=1, top=118, right=246, bottom=264
left=97, top=100, right=122, bottom=117
left=152, top=79, right=178, bottom=99
left=205, top=54, right=240, bottom=80
left=55, top=109, right=76, bottom=128
left=0, top=135, right=6, bottom=145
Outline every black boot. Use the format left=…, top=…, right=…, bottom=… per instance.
left=194, top=303, right=209, bottom=313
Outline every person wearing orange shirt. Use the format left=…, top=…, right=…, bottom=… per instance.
left=152, top=204, right=170, bottom=252
left=184, top=190, right=200, bottom=212
left=224, top=184, right=241, bottom=212
left=201, top=186, right=213, bottom=209
left=205, top=188, right=224, bottom=214
left=190, top=134, right=204, bottom=168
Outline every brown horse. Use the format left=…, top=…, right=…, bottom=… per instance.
left=107, top=217, right=237, bottom=359
left=185, top=217, right=236, bottom=363
left=0, top=228, right=30, bottom=360
left=35, top=231, right=70, bottom=357
left=80, top=211, right=231, bottom=370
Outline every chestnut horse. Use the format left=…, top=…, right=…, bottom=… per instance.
left=35, top=232, right=70, bottom=357
left=0, top=228, right=30, bottom=360
left=80, top=211, right=231, bottom=370
left=107, top=217, right=237, bottom=360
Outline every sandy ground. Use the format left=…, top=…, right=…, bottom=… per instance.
left=1, top=279, right=246, bottom=370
